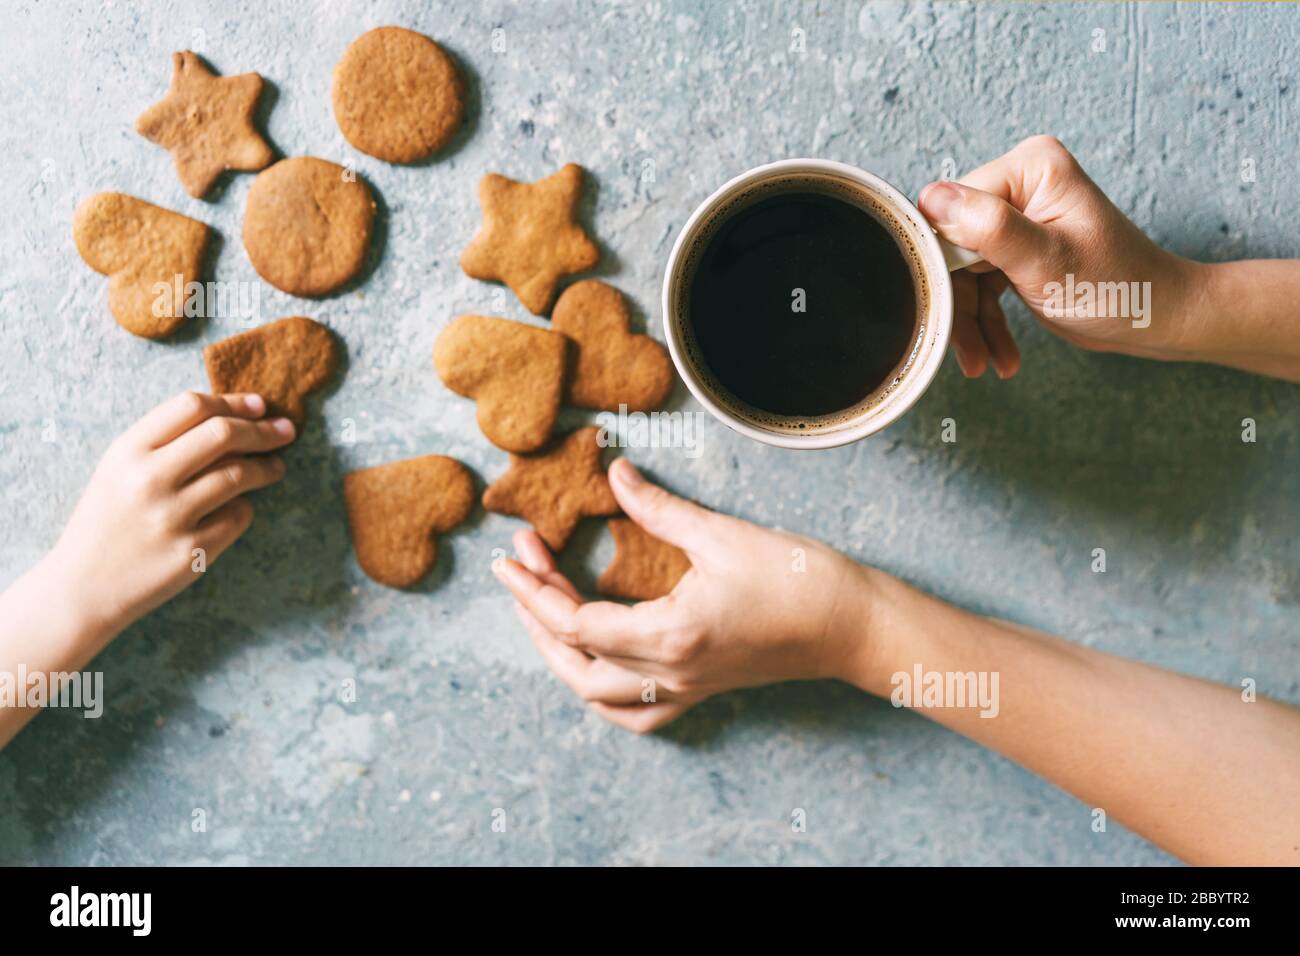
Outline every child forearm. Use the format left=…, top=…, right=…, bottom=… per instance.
left=0, top=553, right=113, bottom=749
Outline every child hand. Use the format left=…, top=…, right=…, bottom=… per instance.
left=918, top=135, right=1202, bottom=377
left=48, top=391, right=295, bottom=638
left=492, top=459, right=876, bottom=733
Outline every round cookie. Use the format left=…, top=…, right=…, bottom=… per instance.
left=243, top=156, right=375, bottom=297
left=332, top=26, right=464, bottom=163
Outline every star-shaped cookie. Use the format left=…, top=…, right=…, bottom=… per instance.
left=482, top=427, right=619, bottom=551
left=136, top=51, right=273, bottom=198
left=459, top=163, right=600, bottom=316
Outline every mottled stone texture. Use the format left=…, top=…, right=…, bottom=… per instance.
left=1, top=1, right=1296, bottom=865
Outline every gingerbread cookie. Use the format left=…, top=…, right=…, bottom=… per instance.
left=597, top=518, right=691, bottom=601
left=204, top=317, right=338, bottom=430
left=332, top=26, right=464, bottom=163
left=433, top=315, right=566, bottom=453
left=459, top=163, right=599, bottom=315
left=344, top=455, right=474, bottom=588
left=136, top=51, right=273, bottom=198
left=243, top=157, right=375, bottom=297
left=73, top=192, right=210, bottom=339
left=482, top=427, right=619, bottom=551
left=551, top=280, right=673, bottom=412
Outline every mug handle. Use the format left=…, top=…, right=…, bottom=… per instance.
left=938, top=236, right=983, bottom=272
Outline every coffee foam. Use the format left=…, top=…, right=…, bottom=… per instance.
left=675, top=173, right=931, bottom=434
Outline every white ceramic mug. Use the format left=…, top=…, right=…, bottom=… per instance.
left=661, top=159, right=980, bottom=450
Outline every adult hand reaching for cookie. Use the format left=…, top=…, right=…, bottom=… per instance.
left=0, top=390, right=292, bottom=748
left=919, top=135, right=1300, bottom=382
left=493, top=458, right=877, bottom=732
left=493, top=460, right=1300, bottom=864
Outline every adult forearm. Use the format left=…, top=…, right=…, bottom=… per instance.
left=1176, top=259, right=1300, bottom=382
left=851, top=570, right=1300, bottom=865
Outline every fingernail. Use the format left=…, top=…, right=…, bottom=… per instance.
left=245, top=394, right=266, bottom=415
left=271, top=418, right=295, bottom=438
left=517, top=539, right=548, bottom=575
left=491, top=550, right=513, bottom=576
left=954, top=348, right=981, bottom=378
left=952, top=348, right=969, bottom=375
left=921, top=182, right=962, bottom=225
left=613, top=458, right=642, bottom=486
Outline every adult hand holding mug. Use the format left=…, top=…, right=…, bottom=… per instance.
left=919, top=135, right=1300, bottom=383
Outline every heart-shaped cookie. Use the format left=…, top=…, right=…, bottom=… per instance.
left=551, top=280, right=673, bottom=412
left=203, top=317, right=339, bottom=430
left=432, top=315, right=566, bottom=452
left=597, top=517, right=691, bottom=601
left=73, top=192, right=210, bottom=339
left=344, top=455, right=475, bottom=588
left=482, top=426, right=619, bottom=551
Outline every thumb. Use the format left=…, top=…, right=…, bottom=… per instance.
left=918, top=181, right=1052, bottom=276
left=608, top=458, right=721, bottom=554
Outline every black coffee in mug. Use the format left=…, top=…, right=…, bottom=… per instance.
left=684, top=180, right=923, bottom=426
